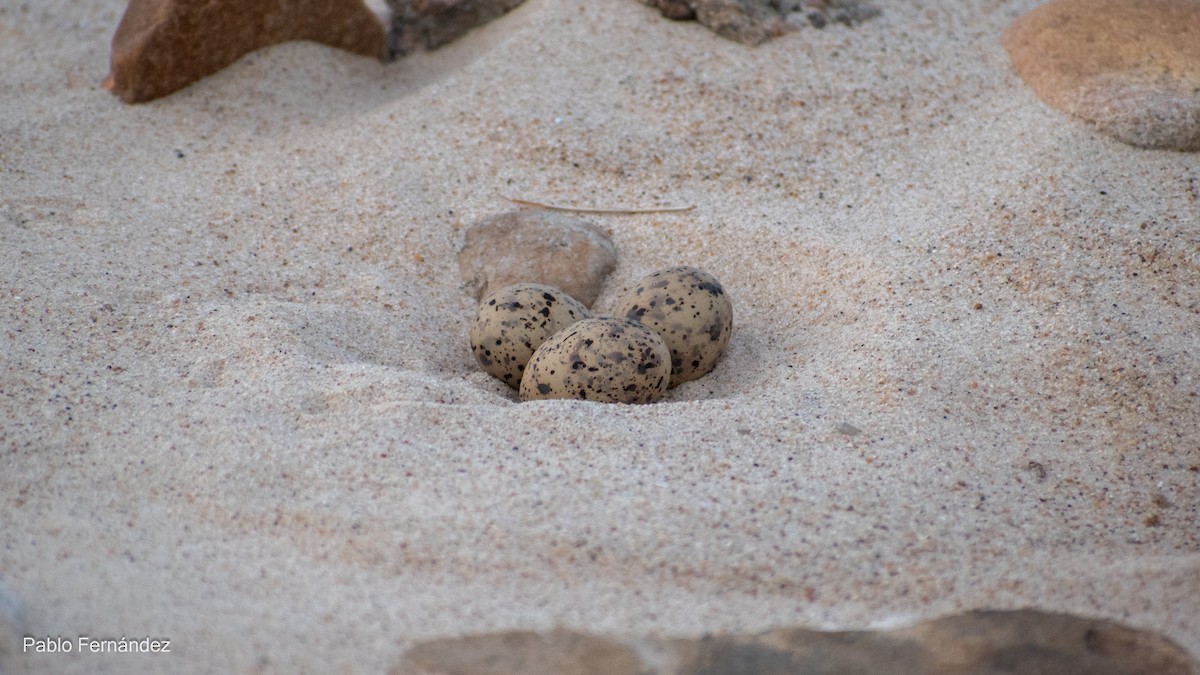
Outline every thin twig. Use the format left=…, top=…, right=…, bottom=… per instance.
left=504, top=195, right=695, bottom=214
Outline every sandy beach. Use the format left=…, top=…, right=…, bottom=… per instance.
left=2, top=0, right=1198, bottom=672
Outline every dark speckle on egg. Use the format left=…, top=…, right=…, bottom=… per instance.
left=613, top=267, right=733, bottom=387
left=470, top=283, right=591, bottom=389
left=519, top=317, right=671, bottom=404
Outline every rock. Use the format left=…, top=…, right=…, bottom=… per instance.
left=644, top=0, right=697, bottom=21
left=1001, top=0, right=1200, bottom=152
left=386, top=0, right=527, bottom=57
left=104, top=0, right=387, bottom=104
left=673, top=611, right=1200, bottom=675
left=692, top=0, right=786, bottom=44
left=779, top=0, right=882, bottom=30
left=400, top=629, right=644, bottom=675
left=639, top=0, right=880, bottom=44
left=457, top=210, right=618, bottom=309
left=394, top=609, right=1200, bottom=675
left=890, top=610, right=1200, bottom=675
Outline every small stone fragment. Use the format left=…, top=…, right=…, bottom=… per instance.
left=836, top=421, right=861, bottom=436
left=457, top=210, right=618, bottom=309
left=386, top=0, right=527, bottom=57
left=639, top=0, right=879, bottom=44
left=470, top=283, right=591, bottom=389
left=1001, top=0, right=1200, bottom=151
left=519, top=317, right=671, bottom=404
left=105, top=0, right=387, bottom=103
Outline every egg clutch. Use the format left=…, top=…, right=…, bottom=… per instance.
left=469, top=267, right=733, bottom=403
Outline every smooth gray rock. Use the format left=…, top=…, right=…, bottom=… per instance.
left=457, top=210, right=618, bottom=309
left=386, top=0, right=527, bottom=57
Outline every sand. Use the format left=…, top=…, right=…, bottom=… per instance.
left=2, top=0, right=1198, bottom=672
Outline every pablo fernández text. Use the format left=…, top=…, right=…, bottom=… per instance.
left=24, top=635, right=171, bottom=654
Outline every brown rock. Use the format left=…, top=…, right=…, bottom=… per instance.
left=457, top=210, right=618, bottom=309
left=897, top=610, right=1200, bottom=675
left=678, top=610, right=1200, bottom=675
left=386, top=0, right=527, bottom=57
left=1001, top=0, right=1200, bottom=152
left=104, top=0, right=387, bottom=104
left=399, top=629, right=644, bottom=675
left=395, top=610, right=1200, bottom=675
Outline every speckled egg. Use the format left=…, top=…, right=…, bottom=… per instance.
left=470, top=283, right=592, bottom=388
left=519, top=317, right=671, bottom=404
left=612, top=266, right=733, bottom=387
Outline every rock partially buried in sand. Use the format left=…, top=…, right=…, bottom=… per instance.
left=519, top=317, right=671, bottom=404
left=1001, top=0, right=1200, bottom=152
left=105, top=0, right=387, bottom=103
left=458, top=211, right=618, bottom=309
left=386, top=0, right=527, bottom=57
left=396, top=609, right=1200, bottom=675
left=640, top=0, right=880, bottom=44
left=613, top=266, right=733, bottom=387
left=400, top=629, right=644, bottom=675
left=470, top=283, right=592, bottom=388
